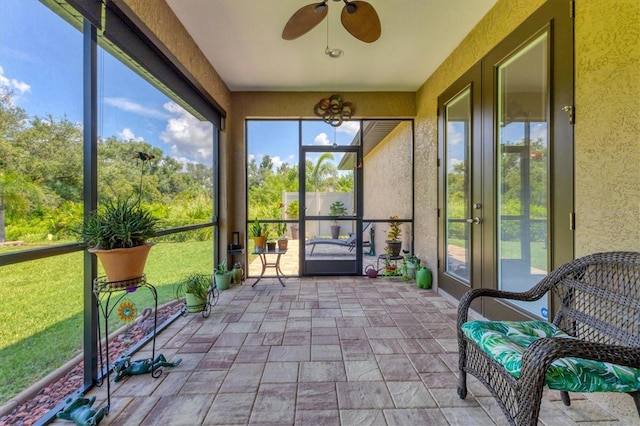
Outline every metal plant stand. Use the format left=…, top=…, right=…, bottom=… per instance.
left=180, top=282, right=219, bottom=318
left=93, top=275, right=162, bottom=412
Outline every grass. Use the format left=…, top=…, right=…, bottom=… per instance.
left=0, top=240, right=213, bottom=405
left=448, top=238, right=548, bottom=271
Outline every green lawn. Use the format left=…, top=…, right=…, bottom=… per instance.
left=0, top=240, right=213, bottom=405
left=448, top=238, right=547, bottom=271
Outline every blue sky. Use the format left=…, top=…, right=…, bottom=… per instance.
left=1, top=0, right=360, bottom=172
left=247, top=120, right=359, bottom=170
left=0, top=0, right=214, bottom=166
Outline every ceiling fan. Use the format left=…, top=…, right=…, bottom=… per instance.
left=282, top=0, right=381, bottom=43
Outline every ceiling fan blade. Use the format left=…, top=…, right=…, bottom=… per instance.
left=341, top=1, right=381, bottom=43
left=282, top=3, right=328, bottom=40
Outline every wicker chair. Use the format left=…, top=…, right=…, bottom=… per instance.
left=457, top=251, right=640, bottom=426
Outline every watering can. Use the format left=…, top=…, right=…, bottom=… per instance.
left=365, top=265, right=378, bottom=278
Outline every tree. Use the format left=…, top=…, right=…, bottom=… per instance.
left=309, top=152, right=336, bottom=192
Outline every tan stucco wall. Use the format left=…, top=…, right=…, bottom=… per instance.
left=574, top=0, right=640, bottom=255
left=363, top=121, right=414, bottom=257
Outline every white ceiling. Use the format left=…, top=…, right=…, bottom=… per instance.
left=166, top=0, right=497, bottom=92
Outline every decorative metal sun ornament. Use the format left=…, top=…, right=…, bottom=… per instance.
left=118, top=300, right=137, bottom=323
left=314, top=94, right=355, bottom=127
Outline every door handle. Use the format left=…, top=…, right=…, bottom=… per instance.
left=466, top=217, right=481, bottom=224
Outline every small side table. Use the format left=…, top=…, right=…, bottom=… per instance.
left=252, top=248, right=288, bottom=287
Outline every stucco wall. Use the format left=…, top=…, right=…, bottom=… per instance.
left=574, top=0, right=640, bottom=255
left=363, top=121, right=414, bottom=256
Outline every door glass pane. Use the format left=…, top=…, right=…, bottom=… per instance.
left=444, top=88, right=471, bottom=282
left=303, top=150, right=358, bottom=274
left=246, top=120, right=299, bottom=277
left=497, top=32, right=549, bottom=318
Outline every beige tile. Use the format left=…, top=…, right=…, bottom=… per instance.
left=203, top=392, right=255, bottom=425
left=383, top=408, right=449, bottom=425
left=250, top=383, right=297, bottom=424
left=140, top=394, right=214, bottom=425
left=261, top=361, right=299, bottom=383
left=299, top=361, right=347, bottom=382
left=75, top=277, right=627, bottom=426
left=337, top=382, right=394, bottom=409
left=387, top=381, right=437, bottom=408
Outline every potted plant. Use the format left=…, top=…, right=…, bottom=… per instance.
left=385, top=215, right=402, bottom=257
left=214, top=260, right=233, bottom=291
left=276, top=222, right=288, bottom=251
left=285, top=201, right=299, bottom=240
left=404, top=254, right=421, bottom=280
left=329, top=200, right=347, bottom=239
left=175, top=273, right=212, bottom=313
left=80, top=153, right=160, bottom=285
left=251, top=218, right=266, bottom=251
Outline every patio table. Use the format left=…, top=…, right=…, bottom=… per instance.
left=252, top=248, right=287, bottom=287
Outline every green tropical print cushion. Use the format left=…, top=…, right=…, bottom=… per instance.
left=461, top=320, right=640, bottom=393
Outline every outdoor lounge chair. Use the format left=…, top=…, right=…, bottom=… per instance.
left=457, top=251, right=640, bottom=426
left=307, top=223, right=372, bottom=256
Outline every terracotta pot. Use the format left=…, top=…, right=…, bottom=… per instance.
left=278, top=238, right=288, bottom=251
left=89, top=243, right=155, bottom=284
left=253, top=236, right=266, bottom=250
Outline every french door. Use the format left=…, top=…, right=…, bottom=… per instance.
left=438, top=0, right=574, bottom=320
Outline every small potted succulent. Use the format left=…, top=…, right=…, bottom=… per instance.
left=251, top=218, right=266, bottom=251
left=80, top=152, right=160, bottom=285
left=276, top=222, right=288, bottom=251
left=175, top=273, right=212, bottom=313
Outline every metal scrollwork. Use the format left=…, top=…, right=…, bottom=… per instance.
left=314, top=94, right=355, bottom=127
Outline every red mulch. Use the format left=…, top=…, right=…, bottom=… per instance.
left=0, top=303, right=184, bottom=426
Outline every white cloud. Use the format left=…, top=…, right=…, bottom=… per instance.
left=0, top=66, right=31, bottom=98
left=104, top=97, right=170, bottom=120
left=118, top=128, right=144, bottom=142
left=447, top=122, right=465, bottom=146
left=337, top=121, right=359, bottom=136
left=314, top=132, right=331, bottom=145
left=160, top=101, right=214, bottom=162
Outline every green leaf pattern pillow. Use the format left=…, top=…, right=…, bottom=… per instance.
left=461, top=320, right=640, bottom=393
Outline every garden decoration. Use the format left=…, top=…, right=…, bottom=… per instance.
left=112, top=354, right=182, bottom=383
left=313, top=94, right=355, bottom=127
left=56, top=395, right=106, bottom=426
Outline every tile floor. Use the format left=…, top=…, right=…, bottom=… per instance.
left=64, top=276, right=633, bottom=425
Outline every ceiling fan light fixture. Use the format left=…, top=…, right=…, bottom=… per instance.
left=325, top=47, right=344, bottom=58
left=314, top=1, right=328, bottom=13
left=343, top=0, right=357, bottom=14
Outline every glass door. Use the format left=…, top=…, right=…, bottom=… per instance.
left=438, top=64, right=483, bottom=301
left=495, top=32, right=550, bottom=318
left=438, top=0, right=574, bottom=321
left=301, top=146, right=363, bottom=275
